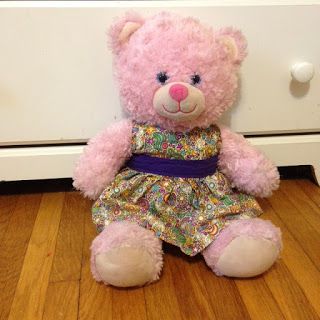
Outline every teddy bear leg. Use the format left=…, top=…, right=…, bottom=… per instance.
left=202, top=218, right=282, bottom=278
left=90, top=221, right=163, bottom=287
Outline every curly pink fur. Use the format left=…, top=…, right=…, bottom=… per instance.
left=109, top=12, right=247, bottom=132
left=218, top=125, right=280, bottom=197
left=109, top=11, right=145, bottom=55
left=217, top=27, right=247, bottom=64
left=73, top=119, right=133, bottom=199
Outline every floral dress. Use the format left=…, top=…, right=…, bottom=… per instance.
left=92, top=122, right=262, bottom=256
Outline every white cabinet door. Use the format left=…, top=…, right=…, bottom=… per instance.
left=0, top=3, right=320, bottom=182
left=0, top=4, right=320, bottom=146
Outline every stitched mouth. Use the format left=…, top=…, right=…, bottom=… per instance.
left=162, top=103, right=197, bottom=114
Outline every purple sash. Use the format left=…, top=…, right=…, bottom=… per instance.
left=126, top=154, right=218, bottom=178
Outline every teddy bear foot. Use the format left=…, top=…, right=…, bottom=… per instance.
left=202, top=218, right=282, bottom=278
left=90, top=221, right=163, bottom=287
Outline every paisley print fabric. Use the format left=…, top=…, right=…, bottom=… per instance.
left=132, top=123, right=220, bottom=160
left=92, top=122, right=263, bottom=256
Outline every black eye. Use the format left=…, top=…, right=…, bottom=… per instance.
left=191, top=74, right=201, bottom=85
left=157, top=72, right=169, bottom=84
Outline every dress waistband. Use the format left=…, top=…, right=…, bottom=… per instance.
left=126, top=154, right=218, bottom=178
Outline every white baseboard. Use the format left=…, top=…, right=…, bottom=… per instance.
left=247, top=134, right=320, bottom=184
left=0, top=145, right=84, bottom=181
left=1, top=134, right=319, bottom=183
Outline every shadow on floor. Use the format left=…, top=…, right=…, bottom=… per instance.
left=0, top=165, right=316, bottom=195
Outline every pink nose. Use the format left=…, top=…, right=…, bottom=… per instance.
left=169, top=84, right=189, bottom=102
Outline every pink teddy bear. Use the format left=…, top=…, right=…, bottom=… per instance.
left=73, top=12, right=282, bottom=287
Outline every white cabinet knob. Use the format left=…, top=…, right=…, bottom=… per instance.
left=291, top=62, right=314, bottom=83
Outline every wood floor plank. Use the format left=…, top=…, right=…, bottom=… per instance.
left=112, top=288, right=147, bottom=320
left=0, top=194, right=41, bottom=320
left=166, top=251, right=216, bottom=320
left=50, top=192, right=86, bottom=282
left=236, top=277, right=285, bottom=320
left=297, top=179, right=320, bottom=208
left=8, top=193, right=65, bottom=320
left=263, top=261, right=319, bottom=320
left=42, top=280, right=79, bottom=320
left=0, top=195, right=17, bottom=242
left=144, top=251, right=182, bottom=320
left=279, top=180, right=320, bottom=234
left=195, top=258, right=251, bottom=320
left=79, top=269, right=113, bottom=320
left=259, top=198, right=320, bottom=317
left=3, top=180, right=319, bottom=320
left=78, top=199, right=113, bottom=320
left=267, top=188, right=320, bottom=268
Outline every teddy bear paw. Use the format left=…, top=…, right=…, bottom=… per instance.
left=203, top=218, right=282, bottom=278
left=214, top=235, right=279, bottom=277
left=90, top=221, right=163, bottom=287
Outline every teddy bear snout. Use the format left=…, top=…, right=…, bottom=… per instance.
left=169, top=84, right=189, bottom=102
left=153, top=82, right=206, bottom=122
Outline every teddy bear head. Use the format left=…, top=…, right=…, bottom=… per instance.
left=109, top=11, right=247, bottom=131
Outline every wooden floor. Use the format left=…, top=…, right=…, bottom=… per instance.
left=1, top=179, right=320, bottom=320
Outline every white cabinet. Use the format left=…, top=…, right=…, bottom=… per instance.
left=0, top=2, right=319, bottom=182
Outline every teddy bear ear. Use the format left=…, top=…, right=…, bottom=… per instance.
left=217, top=27, right=247, bottom=64
left=108, top=12, right=144, bottom=55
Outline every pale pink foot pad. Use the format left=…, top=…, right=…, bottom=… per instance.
left=202, top=218, right=282, bottom=277
left=90, top=221, right=163, bottom=287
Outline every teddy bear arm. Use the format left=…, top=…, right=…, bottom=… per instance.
left=73, top=119, right=133, bottom=199
left=218, top=126, right=280, bottom=197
